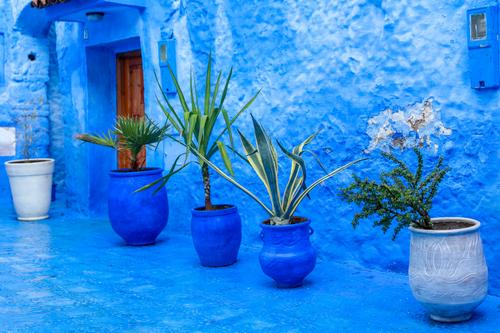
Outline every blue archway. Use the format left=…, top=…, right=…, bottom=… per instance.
left=15, top=0, right=146, bottom=37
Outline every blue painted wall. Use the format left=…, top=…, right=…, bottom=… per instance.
left=1, top=0, right=499, bottom=296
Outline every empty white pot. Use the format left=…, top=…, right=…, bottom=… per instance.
left=409, top=217, right=488, bottom=322
left=5, top=158, right=55, bottom=221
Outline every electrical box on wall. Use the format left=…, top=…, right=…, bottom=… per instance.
left=158, top=34, right=177, bottom=95
left=467, top=5, right=500, bottom=89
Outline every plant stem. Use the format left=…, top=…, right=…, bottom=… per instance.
left=130, top=149, right=142, bottom=171
left=202, top=163, right=213, bottom=210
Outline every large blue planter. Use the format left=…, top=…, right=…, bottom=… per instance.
left=108, top=168, right=168, bottom=246
left=259, top=219, right=316, bottom=288
left=191, top=205, right=242, bottom=267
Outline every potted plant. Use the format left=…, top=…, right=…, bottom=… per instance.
left=77, top=117, right=185, bottom=246
left=340, top=148, right=488, bottom=322
left=154, top=55, right=259, bottom=267
left=5, top=111, right=55, bottom=221
left=193, top=116, right=364, bottom=287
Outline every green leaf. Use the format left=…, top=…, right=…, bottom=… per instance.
left=167, top=64, right=190, bottom=114
left=136, top=154, right=191, bottom=193
left=204, top=53, right=212, bottom=115
left=190, top=145, right=274, bottom=216
left=156, top=54, right=259, bottom=199
left=76, top=131, right=118, bottom=149
left=217, top=141, right=234, bottom=176
left=156, top=94, right=183, bottom=134
left=251, top=115, right=283, bottom=216
left=218, top=67, right=233, bottom=111
left=288, top=158, right=367, bottom=217
left=210, top=71, right=222, bottom=115
left=221, top=108, right=234, bottom=149
left=197, top=115, right=208, bottom=145
left=277, top=140, right=307, bottom=216
left=237, top=128, right=270, bottom=196
left=206, top=90, right=260, bottom=158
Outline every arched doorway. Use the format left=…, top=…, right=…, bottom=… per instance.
left=14, top=0, right=152, bottom=215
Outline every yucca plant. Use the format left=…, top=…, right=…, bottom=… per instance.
left=155, top=55, right=259, bottom=210
left=76, top=117, right=169, bottom=172
left=192, top=115, right=366, bottom=225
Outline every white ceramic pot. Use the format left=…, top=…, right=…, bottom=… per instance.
left=5, top=158, right=55, bottom=221
left=409, top=217, right=488, bottom=322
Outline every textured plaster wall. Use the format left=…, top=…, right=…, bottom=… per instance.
left=2, top=0, right=499, bottom=295
left=0, top=0, right=51, bottom=199
left=156, top=0, right=500, bottom=295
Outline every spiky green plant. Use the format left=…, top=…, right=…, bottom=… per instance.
left=155, top=54, right=259, bottom=210
left=192, top=115, right=365, bottom=225
left=340, top=147, right=450, bottom=239
left=76, top=117, right=169, bottom=171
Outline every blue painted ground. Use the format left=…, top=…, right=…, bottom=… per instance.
left=0, top=204, right=498, bottom=333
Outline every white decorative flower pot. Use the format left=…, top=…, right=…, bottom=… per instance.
left=5, top=158, right=55, bottom=221
left=409, top=217, right=488, bottom=322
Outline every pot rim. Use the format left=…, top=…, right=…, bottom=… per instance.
left=192, top=204, right=237, bottom=217
left=5, top=158, right=55, bottom=166
left=260, top=218, right=311, bottom=229
left=409, top=217, right=480, bottom=235
left=109, top=167, right=163, bottom=177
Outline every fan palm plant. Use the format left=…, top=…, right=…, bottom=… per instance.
left=77, top=116, right=174, bottom=172
left=193, top=115, right=366, bottom=225
left=155, top=54, right=259, bottom=210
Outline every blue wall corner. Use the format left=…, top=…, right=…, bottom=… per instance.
left=0, top=32, right=4, bottom=86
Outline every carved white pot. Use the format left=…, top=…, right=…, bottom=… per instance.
left=409, top=217, right=488, bottom=322
left=5, top=159, right=55, bottom=221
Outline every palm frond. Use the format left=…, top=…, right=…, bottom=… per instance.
left=76, top=117, right=169, bottom=171
left=76, top=132, right=118, bottom=149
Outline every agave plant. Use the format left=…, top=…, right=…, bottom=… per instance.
left=193, top=115, right=366, bottom=225
left=155, top=54, right=259, bottom=210
left=76, top=117, right=170, bottom=172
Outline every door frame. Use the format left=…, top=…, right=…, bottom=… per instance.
left=115, top=49, right=145, bottom=169
left=84, top=38, right=143, bottom=216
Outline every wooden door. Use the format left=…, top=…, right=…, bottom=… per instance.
left=116, top=50, right=145, bottom=169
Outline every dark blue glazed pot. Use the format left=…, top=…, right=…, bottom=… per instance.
left=259, top=219, right=316, bottom=288
left=108, top=168, right=168, bottom=246
left=191, top=205, right=242, bottom=267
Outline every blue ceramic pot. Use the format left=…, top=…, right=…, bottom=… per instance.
left=108, top=168, right=168, bottom=246
left=191, top=205, right=242, bottom=267
left=259, top=219, right=316, bottom=288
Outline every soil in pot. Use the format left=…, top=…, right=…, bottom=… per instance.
left=194, top=204, right=233, bottom=211
left=262, top=216, right=308, bottom=225
left=113, top=167, right=158, bottom=173
left=430, top=221, right=474, bottom=230
left=8, top=159, right=53, bottom=164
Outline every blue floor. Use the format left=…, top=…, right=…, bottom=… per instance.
left=0, top=205, right=498, bottom=332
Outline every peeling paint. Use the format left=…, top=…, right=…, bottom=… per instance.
left=0, top=127, right=15, bottom=156
left=365, top=98, right=452, bottom=152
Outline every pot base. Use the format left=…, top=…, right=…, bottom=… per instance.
left=126, top=241, right=156, bottom=247
left=18, top=215, right=49, bottom=221
left=276, top=281, right=304, bottom=289
left=200, top=258, right=237, bottom=268
left=430, top=313, right=472, bottom=323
